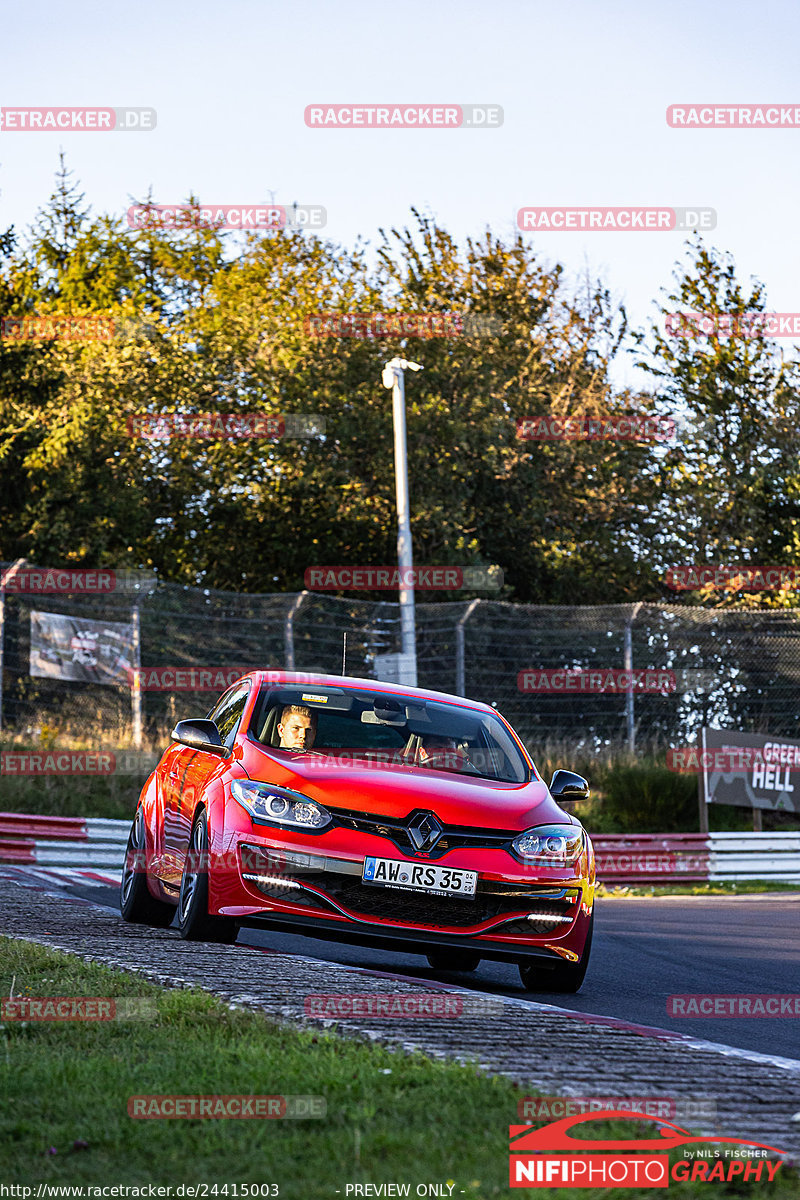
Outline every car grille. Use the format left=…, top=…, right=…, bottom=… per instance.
left=311, top=874, right=576, bottom=931
left=328, top=880, right=497, bottom=927
left=328, top=807, right=515, bottom=859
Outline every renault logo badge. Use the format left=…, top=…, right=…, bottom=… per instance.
left=408, top=812, right=443, bottom=852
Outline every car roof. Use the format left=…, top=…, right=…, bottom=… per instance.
left=246, top=671, right=499, bottom=716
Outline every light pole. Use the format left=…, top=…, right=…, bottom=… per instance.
left=381, top=357, right=423, bottom=687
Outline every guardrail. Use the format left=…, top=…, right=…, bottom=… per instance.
left=1, top=814, right=799, bottom=883
left=594, top=832, right=800, bottom=884
left=593, top=834, right=709, bottom=883
left=708, top=831, right=800, bottom=883
left=0, top=812, right=129, bottom=867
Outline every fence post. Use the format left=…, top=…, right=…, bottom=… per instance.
left=131, top=603, right=142, bottom=749
left=455, top=599, right=480, bottom=696
left=285, top=591, right=308, bottom=671
left=624, top=602, right=643, bottom=754
left=0, top=559, right=27, bottom=733
left=698, top=725, right=709, bottom=834
left=0, top=588, right=5, bottom=734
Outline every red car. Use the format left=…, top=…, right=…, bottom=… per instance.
left=120, top=672, right=595, bottom=992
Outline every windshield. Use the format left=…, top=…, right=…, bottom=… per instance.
left=248, top=685, right=530, bottom=784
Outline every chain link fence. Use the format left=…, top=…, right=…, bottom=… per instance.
left=1, top=566, right=800, bottom=753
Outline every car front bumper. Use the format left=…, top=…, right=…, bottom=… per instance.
left=212, top=834, right=595, bottom=963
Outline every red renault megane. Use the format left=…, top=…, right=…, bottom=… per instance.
left=120, top=672, right=595, bottom=992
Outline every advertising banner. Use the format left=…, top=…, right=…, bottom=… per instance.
left=701, top=728, right=800, bottom=814
left=29, top=610, right=134, bottom=687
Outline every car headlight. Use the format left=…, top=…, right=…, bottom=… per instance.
left=511, top=824, right=584, bottom=865
left=230, top=779, right=332, bottom=829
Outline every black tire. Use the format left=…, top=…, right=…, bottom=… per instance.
left=518, top=910, right=594, bottom=994
left=178, top=810, right=239, bottom=943
left=426, top=950, right=481, bottom=972
left=120, top=807, right=175, bottom=927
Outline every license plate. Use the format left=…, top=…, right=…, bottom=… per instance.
left=362, top=856, right=477, bottom=897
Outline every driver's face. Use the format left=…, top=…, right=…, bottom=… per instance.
left=419, top=737, right=457, bottom=763
left=278, top=714, right=316, bottom=750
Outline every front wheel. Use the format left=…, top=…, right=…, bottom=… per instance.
left=120, top=807, right=175, bottom=927
left=518, top=910, right=593, bottom=994
left=178, top=810, right=239, bottom=943
left=426, top=950, right=481, bottom=972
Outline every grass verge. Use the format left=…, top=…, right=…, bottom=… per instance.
left=1, top=939, right=797, bottom=1198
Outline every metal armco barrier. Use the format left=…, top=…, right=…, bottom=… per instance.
left=0, top=812, right=129, bottom=867
left=594, top=834, right=709, bottom=883
left=708, top=831, right=800, bottom=883
left=0, top=812, right=87, bottom=840
left=1, top=814, right=799, bottom=882
left=595, top=832, right=800, bottom=884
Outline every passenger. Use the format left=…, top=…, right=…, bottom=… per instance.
left=277, top=705, right=317, bottom=751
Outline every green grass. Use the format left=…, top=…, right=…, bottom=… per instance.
left=0, top=770, right=142, bottom=820
left=0, top=741, right=144, bottom=819
left=1, top=940, right=797, bottom=1199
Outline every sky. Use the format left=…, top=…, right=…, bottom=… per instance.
left=1, top=0, right=800, bottom=390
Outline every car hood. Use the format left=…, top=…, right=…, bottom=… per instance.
left=240, top=742, right=572, bottom=831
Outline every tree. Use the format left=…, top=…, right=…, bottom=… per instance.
left=635, top=238, right=800, bottom=607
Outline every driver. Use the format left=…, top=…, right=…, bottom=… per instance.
left=418, top=734, right=461, bottom=768
left=277, top=704, right=317, bottom=751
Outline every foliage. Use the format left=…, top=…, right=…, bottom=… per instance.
left=2, top=167, right=800, bottom=607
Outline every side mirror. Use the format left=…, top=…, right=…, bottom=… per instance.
left=549, top=769, right=590, bottom=802
left=171, top=719, right=228, bottom=757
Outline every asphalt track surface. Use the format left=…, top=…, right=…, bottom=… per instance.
left=4, top=866, right=800, bottom=1157
left=14, top=870, right=800, bottom=1060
